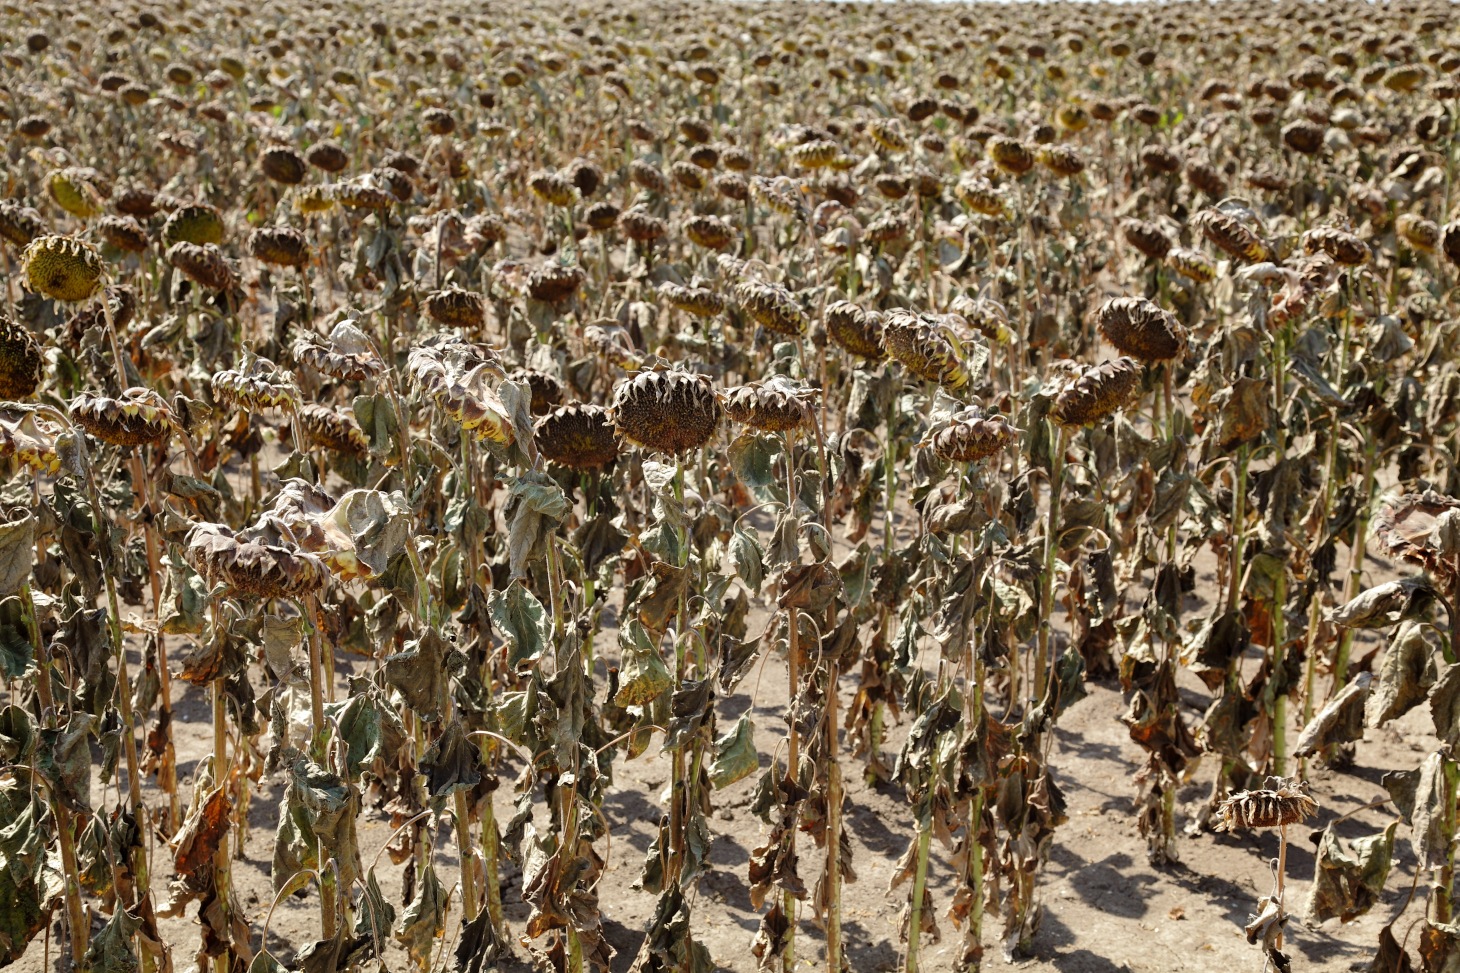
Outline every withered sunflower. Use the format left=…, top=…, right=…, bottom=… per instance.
left=0, top=316, right=43, bottom=399
left=611, top=368, right=722, bottom=455
left=660, top=282, right=725, bottom=318
left=248, top=226, right=310, bottom=268
left=69, top=387, right=174, bottom=446
left=824, top=300, right=885, bottom=360
left=1096, top=297, right=1187, bottom=362
left=722, top=377, right=817, bottom=432
left=212, top=358, right=301, bottom=413
left=884, top=309, right=978, bottom=391
left=423, top=286, right=486, bottom=330
left=734, top=279, right=808, bottom=336
left=1050, top=357, right=1142, bottom=427
left=534, top=403, right=620, bottom=469
left=926, top=408, right=1018, bottom=463
left=22, top=235, right=103, bottom=304
left=527, top=265, right=586, bottom=304
left=184, top=522, right=329, bottom=599
left=1193, top=208, right=1266, bottom=263
left=166, top=242, right=237, bottom=292
left=1214, top=777, right=1318, bottom=830
left=296, top=403, right=368, bottom=455
left=291, top=320, right=384, bottom=381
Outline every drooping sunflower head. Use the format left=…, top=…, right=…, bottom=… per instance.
left=926, top=407, right=1018, bottom=463
left=0, top=316, right=42, bottom=400
left=0, top=409, right=60, bottom=474
left=721, top=377, right=817, bottom=433
left=883, top=309, right=978, bottom=391
left=1302, top=226, right=1370, bottom=267
left=248, top=226, right=310, bottom=268
left=660, top=281, right=725, bottom=319
left=1165, top=247, right=1216, bottom=283
left=1049, top=357, right=1142, bottom=427
left=824, top=300, right=885, bottom=360
left=259, top=145, right=309, bottom=185
left=682, top=215, right=736, bottom=251
left=422, top=286, right=486, bottom=330
left=21, top=235, right=103, bottom=304
left=184, top=522, right=329, bottom=600
left=1120, top=218, right=1172, bottom=260
left=69, top=387, right=174, bottom=446
left=734, top=279, right=808, bottom=337
left=1214, top=777, right=1318, bottom=830
left=161, top=203, right=226, bottom=247
left=528, top=169, right=577, bottom=208
left=291, top=319, right=383, bottom=381
left=527, top=264, right=586, bottom=304
left=1095, top=297, right=1187, bottom=362
left=1193, top=208, right=1266, bottom=263
left=1398, top=213, right=1441, bottom=252
left=165, top=242, right=237, bottom=292
left=297, top=403, right=368, bottom=455
left=212, top=357, right=301, bottom=414
left=98, top=215, right=149, bottom=253
left=0, top=199, right=48, bottom=249
left=507, top=369, right=565, bottom=416
left=611, top=368, right=722, bottom=455
left=534, top=403, right=620, bottom=469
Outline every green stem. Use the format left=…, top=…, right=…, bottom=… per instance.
left=454, top=789, right=478, bottom=921
left=1036, top=423, right=1069, bottom=705
left=212, top=680, right=232, bottom=973
left=826, top=664, right=843, bottom=973
left=906, top=822, right=933, bottom=973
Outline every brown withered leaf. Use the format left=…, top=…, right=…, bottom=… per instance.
left=749, top=903, right=790, bottom=972
left=1304, top=820, right=1397, bottom=925
left=173, top=786, right=231, bottom=891
left=1294, top=672, right=1373, bottom=757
